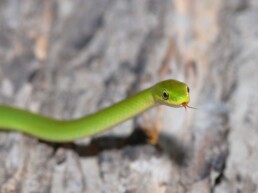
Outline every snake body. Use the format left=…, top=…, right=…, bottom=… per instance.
left=0, top=79, right=191, bottom=142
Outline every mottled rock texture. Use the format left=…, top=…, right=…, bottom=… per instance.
left=0, top=0, right=258, bottom=193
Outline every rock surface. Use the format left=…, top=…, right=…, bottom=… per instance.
left=0, top=0, right=258, bottom=192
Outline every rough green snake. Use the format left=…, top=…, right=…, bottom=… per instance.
left=0, top=79, right=192, bottom=142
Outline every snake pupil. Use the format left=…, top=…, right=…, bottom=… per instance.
left=162, top=90, right=169, bottom=100
left=187, top=87, right=190, bottom=93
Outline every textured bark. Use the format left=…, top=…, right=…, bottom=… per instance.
left=0, top=0, right=258, bottom=192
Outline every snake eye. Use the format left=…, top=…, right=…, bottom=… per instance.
left=162, top=90, right=169, bottom=100
left=187, top=87, right=190, bottom=93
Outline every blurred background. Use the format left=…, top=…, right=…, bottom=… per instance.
left=0, top=0, right=258, bottom=192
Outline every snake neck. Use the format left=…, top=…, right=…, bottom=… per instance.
left=67, top=87, right=155, bottom=137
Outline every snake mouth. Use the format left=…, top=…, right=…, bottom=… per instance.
left=182, top=102, right=188, bottom=107
left=182, top=102, right=197, bottom=110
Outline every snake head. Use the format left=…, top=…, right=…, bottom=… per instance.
left=152, top=79, right=190, bottom=108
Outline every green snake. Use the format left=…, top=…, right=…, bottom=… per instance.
left=0, top=79, right=192, bottom=142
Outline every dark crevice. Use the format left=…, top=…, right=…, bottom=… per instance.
left=211, top=162, right=226, bottom=193
left=130, top=25, right=164, bottom=91
left=211, top=134, right=230, bottom=191
left=73, top=15, right=104, bottom=50
left=214, top=171, right=224, bottom=186
left=27, top=69, right=40, bottom=83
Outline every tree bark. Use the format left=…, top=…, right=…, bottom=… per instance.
left=0, top=0, right=257, bottom=192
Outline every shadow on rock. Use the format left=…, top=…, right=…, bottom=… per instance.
left=42, top=128, right=190, bottom=166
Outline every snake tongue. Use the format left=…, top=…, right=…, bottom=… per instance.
left=182, top=102, right=197, bottom=110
